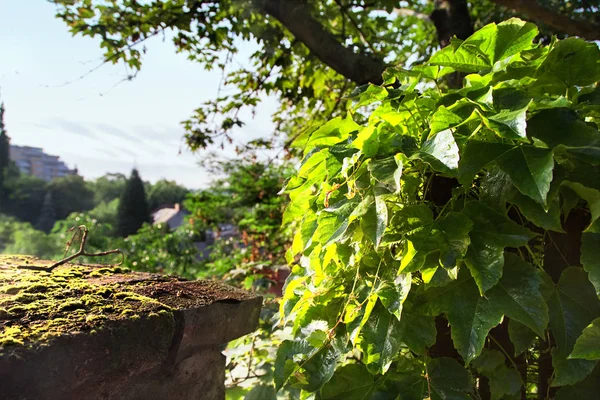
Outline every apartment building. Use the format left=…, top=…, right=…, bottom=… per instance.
left=9, top=145, right=77, bottom=182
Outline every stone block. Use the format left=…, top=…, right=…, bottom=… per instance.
left=0, top=255, right=262, bottom=400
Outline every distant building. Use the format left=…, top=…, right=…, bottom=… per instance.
left=151, top=203, right=190, bottom=230
left=9, top=145, right=78, bottom=182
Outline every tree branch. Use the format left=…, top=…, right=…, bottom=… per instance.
left=258, top=0, right=386, bottom=84
left=490, top=0, right=600, bottom=40
left=394, top=8, right=431, bottom=21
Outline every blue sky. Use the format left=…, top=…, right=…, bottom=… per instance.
left=0, top=1, right=277, bottom=189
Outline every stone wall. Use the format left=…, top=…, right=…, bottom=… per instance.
left=0, top=255, right=262, bottom=400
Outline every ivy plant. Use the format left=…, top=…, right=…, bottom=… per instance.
left=279, top=18, right=600, bottom=399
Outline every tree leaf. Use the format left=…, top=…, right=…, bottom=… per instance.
left=463, top=201, right=536, bottom=294
left=353, top=125, right=380, bottom=158
left=427, top=357, right=473, bottom=400
left=320, top=364, right=376, bottom=400
left=570, top=318, right=600, bottom=360
left=300, top=337, right=346, bottom=391
left=528, top=108, right=600, bottom=149
left=243, top=385, right=277, bottom=400
left=429, top=25, right=495, bottom=72
left=547, top=267, right=600, bottom=386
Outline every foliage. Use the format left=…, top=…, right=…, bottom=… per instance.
left=47, top=175, right=95, bottom=220
left=3, top=174, right=47, bottom=224
left=50, top=0, right=600, bottom=155
left=87, top=173, right=127, bottom=205
left=0, top=103, right=10, bottom=211
left=279, top=19, right=600, bottom=398
left=36, top=192, right=57, bottom=233
left=120, top=223, right=199, bottom=278
left=117, top=169, right=151, bottom=237
left=1, top=218, right=61, bottom=259
left=185, top=158, right=292, bottom=280
left=146, top=179, right=190, bottom=211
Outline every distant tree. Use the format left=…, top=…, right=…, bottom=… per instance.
left=4, top=174, right=47, bottom=224
left=35, top=191, right=56, bottom=233
left=147, top=179, right=190, bottom=211
left=88, top=173, right=127, bottom=205
left=47, top=175, right=94, bottom=220
left=118, top=168, right=151, bottom=237
left=0, top=102, right=10, bottom=212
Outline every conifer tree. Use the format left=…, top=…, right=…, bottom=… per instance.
left=36, top=191, right=56, bottom=233
left=0, top=102, right=11, bottom=212
left=117, top=168, right=151, bottom=237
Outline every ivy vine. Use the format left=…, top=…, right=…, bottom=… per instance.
left=278, top=18, right=600, bottom=399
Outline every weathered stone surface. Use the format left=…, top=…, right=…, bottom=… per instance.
left=0, top=255, right=262, bottom=400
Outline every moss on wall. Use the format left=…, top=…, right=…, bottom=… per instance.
left=0, top=255, right=174, bottom=354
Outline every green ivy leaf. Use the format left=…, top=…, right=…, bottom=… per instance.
left=562, top=182, right=600, bottom=232
left=538, top=37, right=600, bottom=87
left=397, top=311, right=437, bottom=355
left=369, top=154, right=404, bottom=193
left=414, top=129, right=460, bottom=176
left=509, top=191, right=564, bottom=232
left=393, top=207, right=472, bottom=273
left=508, top=319, right=537, bottom=356
left=425, top=254, right=546, bottom=362
left=427, top=357, right=473, bottom=400
left=487, top=100, right=531, bottom=139
left=494, top=18, right=538, bottom=62
left=472, top=349, right=522, bottom=400
left=274, top=340, right=311, bottom=390
left=581, top=232, right=600, bottom=298
left=429, top=25, right=494, bottom=72
left=429, top=106, right=463, bottom=134
left=463, top=201, right=536, bottom=294
left=376, top=273, right=411, bottom=320
left=300, top=337, right=347, bottom=392
left=555, top=366, right=600, bottom=400
left=570, top=318, right=600, bottom=361
left=360, top=188, right=388, bottom=247
left=361, top=301, right=403, bottom=374
left=320, top=364, right=376, bottom=400
left=353, top=125, right=380, bottom=158
left=459, top=141, right=555, bottom=205
left=303, top=115, right=360, bottom=151
left=487, top=254, right=549, bottom=337
left=547, top=267, right=600, bottom=386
